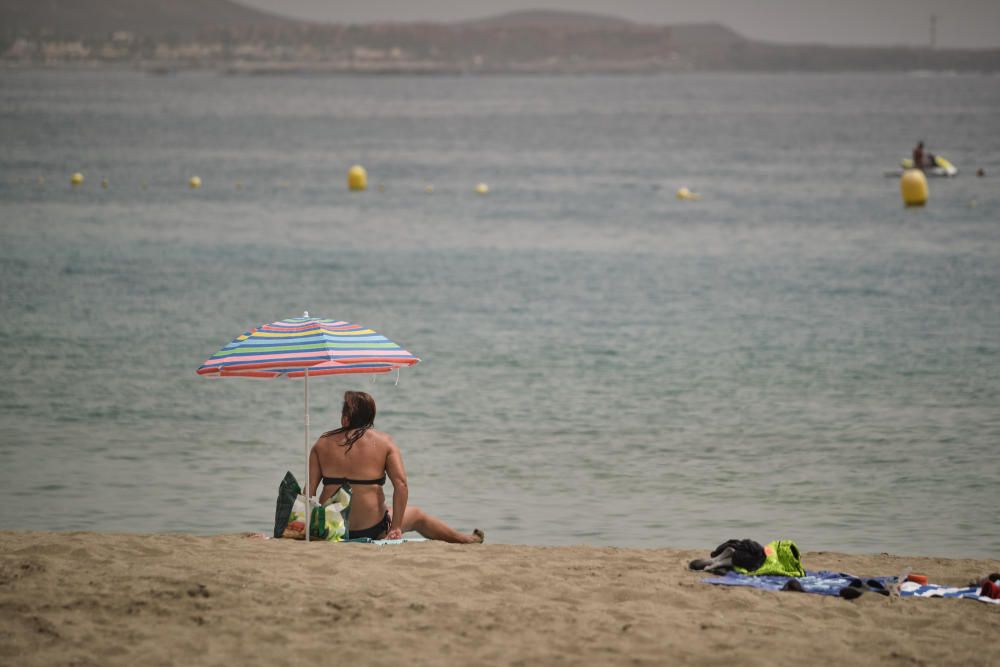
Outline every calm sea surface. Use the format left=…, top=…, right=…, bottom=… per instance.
left=1, top=70, right=998, bottom=557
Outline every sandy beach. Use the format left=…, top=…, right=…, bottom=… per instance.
left=1, top=531, right=997, bottom=666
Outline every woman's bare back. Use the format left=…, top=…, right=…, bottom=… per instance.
left=310, top=429, right=392, bottom=530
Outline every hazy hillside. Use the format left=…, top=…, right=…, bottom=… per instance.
left=2, top=2, right=996, bottom=72
left=0, top=0, right=299, bottom=38
left=460, top=10, right=635, bottom=31
left=665, top=22, right=745, bottom=50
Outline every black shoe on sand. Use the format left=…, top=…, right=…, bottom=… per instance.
left=865, top=579, right=890, bottom=596
left=781, top=579, right=804, bottom=592
left=840, top=586, right=864, bottom=600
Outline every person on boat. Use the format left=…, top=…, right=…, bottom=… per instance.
left=912, top=141, right=927, bottom=169
left=308, top=390, right=484, bottom=543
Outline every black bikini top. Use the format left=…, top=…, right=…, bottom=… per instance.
left=322, top=474, right=386, bottom=486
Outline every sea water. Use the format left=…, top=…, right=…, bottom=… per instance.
left=1, top=70, right=998, bottom=557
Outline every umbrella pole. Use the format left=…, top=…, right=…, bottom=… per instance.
left=304, top=367, right=310, bottom=544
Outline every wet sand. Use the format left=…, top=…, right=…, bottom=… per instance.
left=1, top=531, right=997, bottom=666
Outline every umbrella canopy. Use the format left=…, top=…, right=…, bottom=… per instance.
left=197, top=314, right=419, bottom=541
left=197, top=315, right=419, bottom=377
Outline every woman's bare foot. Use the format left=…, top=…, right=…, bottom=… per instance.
left=471, top=529, right=485, bottom=544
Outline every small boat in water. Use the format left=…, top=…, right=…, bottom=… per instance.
left=885, top=155, right=958, bottom=178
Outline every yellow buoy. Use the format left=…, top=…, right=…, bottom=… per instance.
left=189, top=175, right=202, bottom=189
left=425, top=185, right=434, bottom=194
left=900, top=168, right=928, bottom=207
left=71, top=172, right=84, bottom=186
left=475, top=183, right=489, bottom=195
left=101, top=178, right=109, bottom=189
left=676, top=186, right=701, bottom=201
left=348, top=165, right=367, bottom=191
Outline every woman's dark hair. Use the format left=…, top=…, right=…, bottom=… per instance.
left=322, top=390, right=376, bottom=452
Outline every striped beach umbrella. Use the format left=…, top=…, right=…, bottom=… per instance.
left=197, top=315, right=419, bottom=378
left=197, top=313, right=419, bottom=541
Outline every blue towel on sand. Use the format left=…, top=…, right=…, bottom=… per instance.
left=703, top=571, right=896, bottom=596
left=704, top=572, right=1000, bottom=604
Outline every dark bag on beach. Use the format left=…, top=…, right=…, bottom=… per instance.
left=273, top=471, right=301, bottom=538
left=690, top=538, right=767, bottom=574
left=711, top=539, right=766, bottom=571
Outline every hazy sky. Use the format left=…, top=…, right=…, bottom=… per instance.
left=239, top=0, right=1000, bottom=49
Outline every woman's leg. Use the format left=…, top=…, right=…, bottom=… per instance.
left=400, top=506, right=484, bottom=544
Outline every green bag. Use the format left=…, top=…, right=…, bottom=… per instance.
left=735, top=540, right=805, bottom=577
left=310, top=505, right=328, bottom=540
left=273, top=471, right=301, bottom=538
left=273, top=471, right=329, bottom=539
left=275, top=472, right=352, bottom=541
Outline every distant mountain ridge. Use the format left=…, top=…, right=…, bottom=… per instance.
left=0, top=3, right=724, bottom=39
left=459, top=10, right=636, bottom=31
left=0, top=0, right=298, bottom=38
left=2, top=1, right=997, bottom=73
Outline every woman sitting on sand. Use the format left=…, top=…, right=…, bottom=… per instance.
left=309, top=390, right=484, bottom=544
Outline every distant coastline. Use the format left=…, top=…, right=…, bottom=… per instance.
left=3, top=61, right=998, bottom=79
left=2, top=3, right=999, bottom=74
